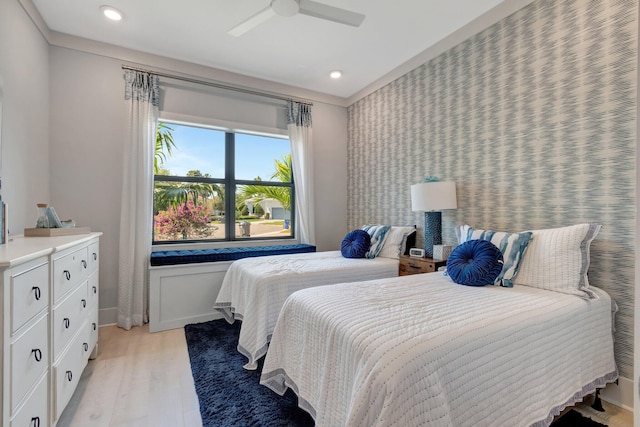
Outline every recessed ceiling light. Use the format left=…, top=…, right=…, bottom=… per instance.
left=100, top=5, right=123, bottom=21
left=330, top=70, right=342, bottom=79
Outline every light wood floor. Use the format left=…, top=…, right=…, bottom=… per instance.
left=58, top=324, right=633, bottom=427
left=57, top=324, right=202, bottom=427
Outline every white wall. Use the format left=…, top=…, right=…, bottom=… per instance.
left=49, top=47, right=125, bottom=325
left=0, top=0, right=50, bottom=233
left=48, top=46, right=348, bottom=324
left=312, top=103, right=348, bottom=250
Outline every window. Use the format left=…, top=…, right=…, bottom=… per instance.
left=153, top=121, right=294, bottom=244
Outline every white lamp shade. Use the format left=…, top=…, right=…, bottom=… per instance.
left=411, top=181, right=457, bottom=211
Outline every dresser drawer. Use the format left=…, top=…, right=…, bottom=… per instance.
left=87, top=240, right=99, bottom=274
left=53, top=283, right=88, bottom=360
left=10, top=372, right=48, bottom=427
left=11, top=263, right=49, bottom=334
left=87, top=271, right=99, bottom=311
left=53, top=246, right=89, bottom=302
left=54, top=332, right=87, bottom=420
left=10, top=314, right=48, bottom=413
left=87, top=305, right=99, bottom=359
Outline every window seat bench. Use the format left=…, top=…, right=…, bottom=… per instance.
left=150, top=243, right=317, bottom=266
left=149, top=244, right=316, bottom=332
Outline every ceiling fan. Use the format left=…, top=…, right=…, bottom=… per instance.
left=228, top=0, right=365, bottom=37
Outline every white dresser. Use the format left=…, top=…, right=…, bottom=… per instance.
left=0, top=232, right=101, bottom=427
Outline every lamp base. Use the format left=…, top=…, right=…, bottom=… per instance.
left=424, top=212, right=442, bottom=259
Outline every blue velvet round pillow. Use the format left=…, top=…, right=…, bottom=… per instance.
left=341, top=230, right=371, bottom=258
left=446, top=239, right=504, bottom=286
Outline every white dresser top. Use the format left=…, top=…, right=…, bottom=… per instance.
left=0, top=232, right=103, bottom=268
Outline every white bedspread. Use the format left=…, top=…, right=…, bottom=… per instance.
left=213, top=250, right=398, bottom=369
left=260, top=273, right=617, bottom=427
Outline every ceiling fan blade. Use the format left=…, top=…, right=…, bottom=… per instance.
left=298, top=0, right=365, bottom=27
left=228, top=6, right=276, bottom=37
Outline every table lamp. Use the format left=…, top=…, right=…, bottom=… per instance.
left=411, top=181, right=457, bottom=258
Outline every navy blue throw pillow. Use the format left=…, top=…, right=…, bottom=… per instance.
left=341, top=230, right=371, bottom=258
left=446, top=240, right=504, bottom=286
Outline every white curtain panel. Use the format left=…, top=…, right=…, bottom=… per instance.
left=287, top=101, right=315, bottom=245
left=118, top=70, right=159, bottom=330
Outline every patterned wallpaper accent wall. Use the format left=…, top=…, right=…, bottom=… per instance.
left=347, top=0, right=637, bottom=378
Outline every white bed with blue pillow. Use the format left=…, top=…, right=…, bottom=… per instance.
left=260, top=223, right=617, bottom=426
left=213, top=225, right=415, bottom=369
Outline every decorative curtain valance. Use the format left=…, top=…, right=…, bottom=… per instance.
left=124, top=70, right=160, bottom=106
left=287, top=101, right=312, bottom=127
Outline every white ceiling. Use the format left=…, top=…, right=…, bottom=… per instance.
left=31, top=0, right=508, bottom=99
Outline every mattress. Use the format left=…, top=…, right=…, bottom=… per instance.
left=260, top=272, right=617, bottom=427
left=213, top=250, right=399, bottom=369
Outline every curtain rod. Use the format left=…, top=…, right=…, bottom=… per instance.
left=121, top=65, right=313, bottom=106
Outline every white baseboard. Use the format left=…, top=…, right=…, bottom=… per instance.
left=600, top=375, right=633, bottom=412
left=99, top=307, right=118, bottom=326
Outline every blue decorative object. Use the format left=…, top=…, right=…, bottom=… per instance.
left=446, top=240, right=504, bottom=286
left=424, top=212, right=441, bottom=258
left=341, top=229, right=371, bottom=258
left=421, top=176, right=441, bottom=183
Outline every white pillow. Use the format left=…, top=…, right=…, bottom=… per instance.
left=514, top=223, right=601, bottom=299
left=377, top=226, right=416, bottom=259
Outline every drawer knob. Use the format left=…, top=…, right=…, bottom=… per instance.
left=93, top=285, right=97, bottom=294
left=82, top=299, right=87, bottom=308
left=31, top=416, right=40, bottom=427
left=64, top=318, right=70, bottom=329
left=63, top=270, right=71, bottom=280
left=92, top=252, right=97, bottom=261
left=31, top=348, right=42, bottom=362
left=92, top=322, right=97, bottom=331
left=32, top=286, right=41, bottom=301
left=66, top=370, right=73, bottom=381
left=83, top=342, right=89, bottom=351
left=81, top=259, right=87, bottom=269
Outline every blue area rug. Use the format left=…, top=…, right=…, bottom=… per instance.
left=551, top=409, right=606, bottom=426
left=184, top=319, right=314, bottom=427
left=185, top=319, right=605, bottom=427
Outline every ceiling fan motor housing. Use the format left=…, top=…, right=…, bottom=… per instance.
left=272, top=0, right=300, bottom=17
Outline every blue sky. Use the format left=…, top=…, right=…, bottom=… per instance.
left=159, top=123, right=290, bottom=180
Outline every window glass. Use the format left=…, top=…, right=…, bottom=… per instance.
left=159, top=123, right=225, bottom=178
left=236, top=185, right=292, bottom=239
left=235, top=133, right=290, bottom=181
left=153, top=121, right=293, bottom=244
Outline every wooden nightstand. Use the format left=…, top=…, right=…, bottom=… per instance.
left=399, top=255, right=447, bottom=276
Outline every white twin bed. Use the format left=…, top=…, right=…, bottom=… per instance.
left=259, top=272, right=616, bottom=427
left=213, top=225, right=416, bottom=369
left=213, top=250, right=399, bottom=369
left=214, top=223, right=617, bottom=426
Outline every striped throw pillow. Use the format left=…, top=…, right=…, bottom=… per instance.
left=458, top=225, right=533, bottom=287
left=361, top=225, right=392, bottom=259
left=377, top=226, right=416, bottom=259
